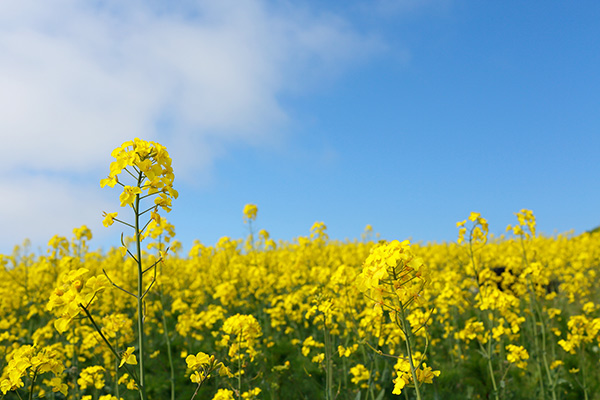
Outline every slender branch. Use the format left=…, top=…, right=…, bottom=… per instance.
left=412, top=307, right=436, bottom=335
left=120, top=233, right=138, bottom=264
left=28, top=368, right=38, bottom=400
left=139, top=193, right=160, bottom=202
left=78, top=303, right=140, bottom=386
left=139, top=218, right=153, bottom=236
left=134, top=174, right=148, bottom=400
left=113, top=218, right=136, bottom=230
left=158, top=286, right=176, bottom=400
left=103, top=269, right=137, bottom=298
left=141, top=277, right=156, bottom=300
left=142, top=253, right=167, bottom=275
left=124, top=167, right=139, bottom=181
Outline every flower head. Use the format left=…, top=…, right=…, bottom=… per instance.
left=243, top=204, right=258, bottom=222
left=119, top=347, right=138, bottom=368
left=506, top=344, right=529, bottom=369
left=101, top=138, right=178, bottom=221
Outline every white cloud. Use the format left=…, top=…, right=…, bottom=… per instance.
left=0, top=0, right=383, bottom=252
left=0, top=174, right=114, bottom=253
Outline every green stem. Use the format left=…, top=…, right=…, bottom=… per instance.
left=485, top=336, right=499, bottom=400
left=323, top=321, right=333, bottom=400
left=237, top=333, right=242, bottom=400
left=521, top=238, right=557, bottom=400
left=115, top=333, right=121, bottom=400
left=79, top=304, right=139, bottom=386
left=159, top=287, right=176, bottom=400
left=72, top=325, right=81, bottom=400
left=135, top=173, right=147, bottom=400
left=399, top=306, right=422, bottom=400
left=28, top=369, right=38, bottom=400
left=468, top=238, right=499, bottom=400
left=579, top=345, right=589, bottom=400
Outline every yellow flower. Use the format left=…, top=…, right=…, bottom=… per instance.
left=218, top=363, right=234, bottom=377
left=392, top=374, right=409, bottom=395
left=212, top=389, right=235, bottom=400
left=186, top=352, right=210, bottom=370
left=350, top=364, right=370, bottom=387
left=100, top=174, right=118, bottom=188
left=73, top=225, right=92, bottom=241
left=118, top=373, right=138, bottom=390
left=416, top=363, right=441, bottom=383
left=311, top=353, right=325, bottom=363
left=190, top=370, right=204, bottom=383
left=458, top=212, right=488, bottom=245
left=49, top=377, right=68, bottom=396
left=86, top=275, right=109, bottom=294
left=102, top=139, right=178, bottom=228
left=356, top=239, right=428, bottom=307
left=102, top=211, right=118, bottom=227
left=154, top=194, right=172, bottom=212
left=506, top=344, right=529, bottom=369
left=241, top=388, right=261, bottom=399
left=468, top=212, right=481, bottom=221
left=78, top=365, right=106, bottom=389
left=119, top=347, right=137, bottom=368
left=508, top=209, right=536, bottom=238
left=338, top=344, right=358, bottom=357
left=119, top=186, right=142, bottom=207
left=243, top=204, right=258, bottom=222
left=550, top=360, right=563, bottom=369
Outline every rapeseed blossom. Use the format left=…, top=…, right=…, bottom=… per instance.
left=243, top=204, right=258, bottom=222
left=47, top=268, right=109, bottom=333
left=350, top=364, right=370, bottom=388
left=5, top=180, right=600, bottom=400
left=506, top=344, right=529, bottom=369
left=356, top=239, right=428, bottom=307
left=78, top=365, right=106, bottom=389
left=457, top=211, right=488, bottom=245
left=101, top=138, right=178, bottom=217
left=0, top=345, right=64, bottom=395
left=220, top=314, right=262, bottom=362
left=120, top=346, right=138, bottom=367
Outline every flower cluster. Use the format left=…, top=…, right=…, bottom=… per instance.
left=243, top=204, right=258, bottom=222
left=356, top=239, right=428, bottom=307
left=220, top=314, right=263, bottom=363
left=505, top=344, right=529, bottom=369
left=78, top=365, right=106, bottom=390
left=456, top=211, right=489, bottom=245
left=506, top=208, right=536, bottom=238
left=46, top=268, right=109, bottom=332
left=185, top=352, right=231, bottom=385
left=100, top=138, right=178, bottom=223
left=4, top=147, right=600, bottom=400
left=0, top=345, right=65, bottom=395
left=558, top=315, right=600, bottom=353
left=392, top=355, right=440, bottom=395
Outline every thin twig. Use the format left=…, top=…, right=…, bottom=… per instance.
left=78, top=303, right=140, bottom=386
left=102, top=269, right=137, bottom=298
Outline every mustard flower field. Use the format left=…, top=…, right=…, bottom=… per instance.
left=1, top=139, right=600, bottom=400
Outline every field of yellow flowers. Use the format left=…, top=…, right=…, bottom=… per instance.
left=1, top=139, right=599, bottom=400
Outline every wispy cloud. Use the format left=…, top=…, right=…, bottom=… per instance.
left=0, top=0, right=383, bottom=251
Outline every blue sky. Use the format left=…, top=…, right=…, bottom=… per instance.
left=1, top=0, right=599, bottom=255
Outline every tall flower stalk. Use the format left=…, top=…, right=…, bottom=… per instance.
left=457, top=212, right=502, bottom=400
left=100, top=138, right=178, bottom=400
left=356, top=239, right=439, bottom=398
